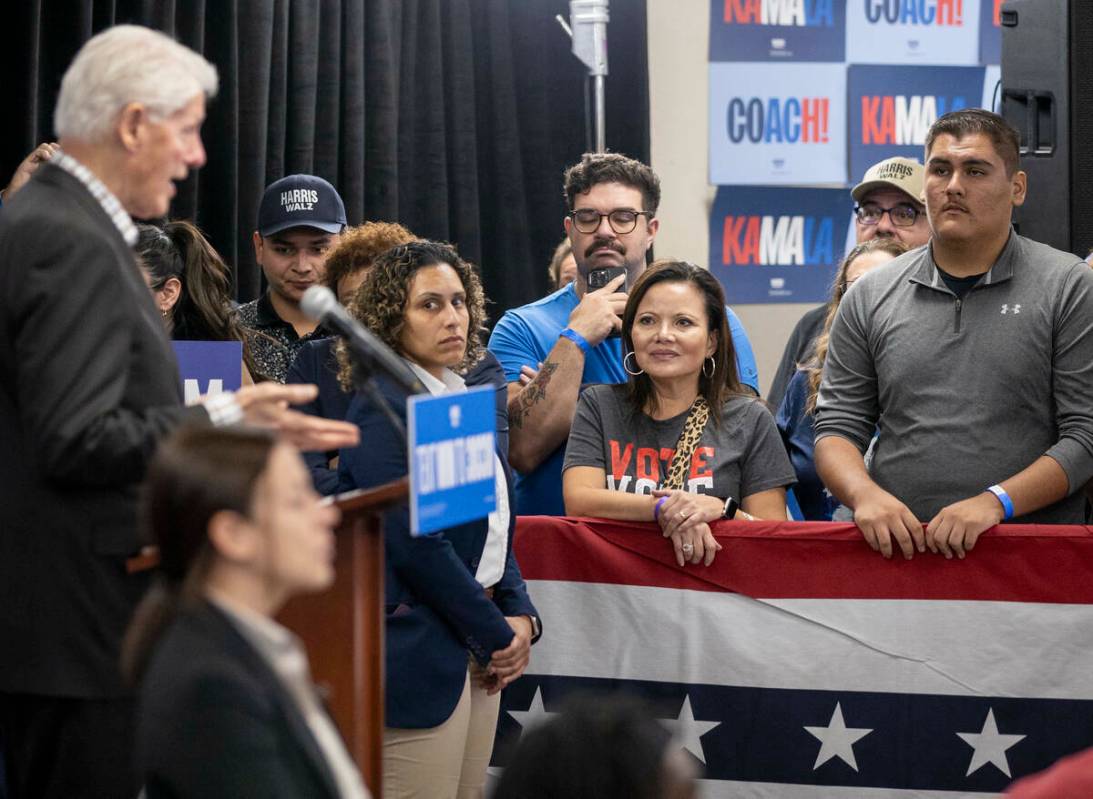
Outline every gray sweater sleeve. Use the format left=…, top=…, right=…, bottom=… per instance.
left=1044, top=263, right=1093, bottom=492
left=812, top=285, right=879, bottom=453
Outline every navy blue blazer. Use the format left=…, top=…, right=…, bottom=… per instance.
left=290, top=341, right=512, bottom=496
left=338, top=355, right=538, bottom=729
left=286, top=338, right=352, bottom=495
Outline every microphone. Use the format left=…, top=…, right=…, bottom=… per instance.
left=300, top=286, right=426, bottom=396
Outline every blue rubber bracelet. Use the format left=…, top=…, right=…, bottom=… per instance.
left=559, top=327, right=591, bottom=355
left=653, top=496, right=668, bottom=522
left=985, top=484, right=1014, bottom=521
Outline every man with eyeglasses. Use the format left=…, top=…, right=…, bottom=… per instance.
left=488, top=152, right=759, bottom=516
left=768, top=156, right=928, bottom=408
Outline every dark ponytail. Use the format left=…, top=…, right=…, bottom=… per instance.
left=135, top=220, right=260, bottom=379
left=121, top=426, right=276, bottom=685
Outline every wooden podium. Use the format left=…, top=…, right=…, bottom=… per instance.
left=278, top=478, right=406, bottom=798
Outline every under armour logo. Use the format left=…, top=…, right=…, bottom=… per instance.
left=1001, top=304, right=1021, bottom=314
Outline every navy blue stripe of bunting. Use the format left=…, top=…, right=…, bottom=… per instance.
left=493, top=675, right=1093, bottom=793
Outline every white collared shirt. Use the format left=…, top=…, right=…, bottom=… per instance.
left=51, top=150, right=139, bottom=246
left=406, top=361, right=509, bottom=588
left=208, top=592, right=370, bottom=799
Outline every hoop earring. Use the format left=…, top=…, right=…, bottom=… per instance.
left=702, top=356, right=716, bottom=378
left=623, top=351, right=644, bottom=376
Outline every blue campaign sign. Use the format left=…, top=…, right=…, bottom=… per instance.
left=709, top=0, right=845, bottom=62
left=708, top=185, right=853, bottom=304
left=407, top=385, right=496, bottom=537
left=848, top=64, right=985, bottom=182
left=709, top=63, right=846, bottom=185
left=979, top=0, right=1001, bottom=64
left=173, top=341, right=243, bottom=403
left=846, top=0, right=983, bottom=65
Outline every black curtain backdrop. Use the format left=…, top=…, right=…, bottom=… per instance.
left=1, top=0, right=649, bottom=317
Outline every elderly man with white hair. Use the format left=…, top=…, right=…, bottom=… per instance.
left=0, top=26, right=357, bottom=798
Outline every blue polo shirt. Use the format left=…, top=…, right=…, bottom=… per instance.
left=488, top=283, right=760, bottom=515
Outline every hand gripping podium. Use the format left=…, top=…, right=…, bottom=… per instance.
left=277, top=478, right=406, bottom=798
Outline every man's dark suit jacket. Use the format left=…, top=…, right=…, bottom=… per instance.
left=0, top=163, right=206, bottom=697
left=137, top=601, right=342, bottom=799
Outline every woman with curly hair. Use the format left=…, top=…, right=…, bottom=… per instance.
left=775, top=238, right=907, bottom=520
left=286, top=221, right=416, bottom=493
left=336, top=240, right=540, bottom=799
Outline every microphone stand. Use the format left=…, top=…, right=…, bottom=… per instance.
left=561, top=0, right=609, bottom=153
left=349, top=351, right=407, bottom=444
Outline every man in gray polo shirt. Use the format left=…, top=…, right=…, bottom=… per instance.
left=814, top=109, right=1093, bottom=560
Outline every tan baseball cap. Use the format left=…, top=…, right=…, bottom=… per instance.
left=851, top=157, right=925, bottom=205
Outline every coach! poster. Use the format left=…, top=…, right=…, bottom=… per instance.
left=709, top=0, right=846, bottom=62
left=709, top=63, right=846, bottom=185
left=846, top=0, right=983, bottom=65
left=848, top=64, right=986, bottom=182
left=709, top=186, right=852, bottom=304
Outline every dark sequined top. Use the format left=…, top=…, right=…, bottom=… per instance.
left=235, top=292, right=328, bottom=383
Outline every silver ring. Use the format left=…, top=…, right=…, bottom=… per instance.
left=681, top=542, right=694, bottom=555
left=679, top=510, right=689, bottom=521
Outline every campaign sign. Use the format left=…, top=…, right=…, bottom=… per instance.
left=173, top=341, right=243, bottom=404
left=846, top=0, right=983, bottom=65
left=979, top=0, right=1002, bottom=64
left=709, top=0, right=846, bottom=62
left=709, top=63, right=846, bottom=185
left=407, top=385, right=496, bottom=537
left=848, top=64, right=985, bottom=181
left=708, top=186, right=853, bottom=304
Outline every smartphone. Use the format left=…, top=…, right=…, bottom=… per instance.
left=588, top=266, right=627, bottom=292
left=588, top=267, right=627, bottom=338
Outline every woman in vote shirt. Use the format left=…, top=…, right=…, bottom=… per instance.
left=563, top=260, right=795, bottom=567
left=336, top=240, right=540, bottom=799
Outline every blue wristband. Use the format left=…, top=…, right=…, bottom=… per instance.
left=559, top=327, right=591, bottom=355
left=985, top=484, right=1014, bottom=521
left=653, top=496, right=668, bottom=522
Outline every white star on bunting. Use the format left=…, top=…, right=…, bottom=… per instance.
left=660, top=694, right=722, bottom=764
left=804, top=702, right=873, bottom=771
left=507, top=686, right=559, bottom=737
left=957, top=708, right=1026, bottom=778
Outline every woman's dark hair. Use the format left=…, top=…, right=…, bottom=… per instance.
left=493, top=695, right=680, bottom=799
left=121, top=426, right=277, bottom=685
left=805, top=238, right=907, bottom=414
left=136, top=220, right=259, bottom=376
left=621, top=260, right=743, bottom=425
left=335, top=239, right=487, bottom=391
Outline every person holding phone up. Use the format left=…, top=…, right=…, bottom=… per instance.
left=488, top=153, right=760, bottom=516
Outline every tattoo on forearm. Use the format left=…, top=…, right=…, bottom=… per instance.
left=511, top=361, right=559, bottom=430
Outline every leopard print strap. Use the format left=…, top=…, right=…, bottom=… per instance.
left=663, top=395, right=710, bottom=491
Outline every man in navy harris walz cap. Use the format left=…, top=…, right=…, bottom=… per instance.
left=237, top=174, right=348, bottom=382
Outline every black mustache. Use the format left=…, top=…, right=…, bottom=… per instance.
left=585, top=239, right=625, bottom=258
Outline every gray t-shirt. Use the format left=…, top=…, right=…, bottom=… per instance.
left=564, top=384, right=795, bottom=501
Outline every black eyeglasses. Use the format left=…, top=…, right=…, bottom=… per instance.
left=568, top=208, right=654, bottom=235
left=854, top=203, right=920, bottom=228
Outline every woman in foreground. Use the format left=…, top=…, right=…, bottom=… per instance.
left=563, top=260, right=795, bottom=567
left=125, top=426, right=368, bottom=798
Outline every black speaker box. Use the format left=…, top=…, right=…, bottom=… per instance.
left=1001, top=0, right=1093, bottom=256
